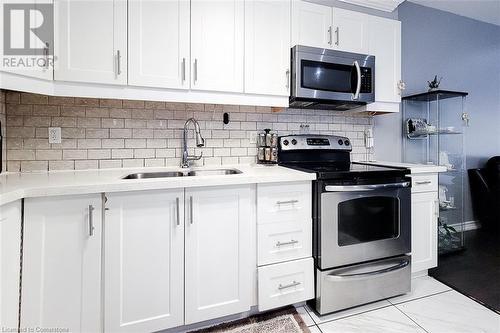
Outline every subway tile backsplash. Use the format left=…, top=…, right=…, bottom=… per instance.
left=2, top=91, right=373, bottom=172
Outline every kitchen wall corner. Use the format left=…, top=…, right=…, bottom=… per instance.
left=1, top=90, right=6, bottom=172
left=3, top=90, right=374, bottom=172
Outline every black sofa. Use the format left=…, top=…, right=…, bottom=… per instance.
left=468, top=156, right=500, bottom=229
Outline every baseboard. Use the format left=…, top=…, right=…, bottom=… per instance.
left=449, top=220, right=480, bottom=232
left=412, top=270, right=428, bottom=279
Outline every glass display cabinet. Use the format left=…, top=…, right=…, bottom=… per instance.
left=402, top=90, right=469, bottom=254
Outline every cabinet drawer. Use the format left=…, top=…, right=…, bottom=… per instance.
left=410, top=174, right=438, bottom=193
left=258, top=220, right=312, bottom=266
left=258, top=258, right=314, bottom=311
left=257, top=182, right=311, bottom=224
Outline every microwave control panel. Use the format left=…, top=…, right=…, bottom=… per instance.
left=360, top=67, right=372, bottom=93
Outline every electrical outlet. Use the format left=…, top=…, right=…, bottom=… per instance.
left=48, top=127, right=61, bottom=144
left=247, top=132, right=257, bottom=144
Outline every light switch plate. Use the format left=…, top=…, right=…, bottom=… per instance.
left=48, top=127, right=61, bottom=144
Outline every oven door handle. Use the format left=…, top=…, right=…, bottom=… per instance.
left=326, top=258, right=410, bottom=280
left=324, top=182, right=410, bottom=192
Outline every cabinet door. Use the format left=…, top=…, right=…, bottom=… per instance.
left=21, top=195, right=102, bottom=332
left=185, top=185, right=255, bottom=324
left=411, top=192, right=438, bottom=273
left=54, top=0, right=127, bottom=84
left=0, top=200, right=22, bottom=330
left=245, top=0, right=290, bottom=96
left=104, top=190, right=184, bottom=332
left=0, top=0, right=53, bottom=80
left=368, top=16, right=401, bottom=103
left=291, top=0, right=332, bottom=49
left=128, top=0, right=190, bottom=89
left=332, top=8, right=369, bottom=54
left=191, top=0, right=244, bottom=92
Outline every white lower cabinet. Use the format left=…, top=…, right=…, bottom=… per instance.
left=185, top=185, right=255, bottom=324
left=411, top=191, right=438, bottom=273
left=258, top=258, right=314, bottom=311
left=0, top=200, right=22, bottom=330
left=17, top=181, right=306, bottom=331
left=104, top=189, right=184, bottom=332
left=21, top=195, right=102, bottom=333
left=256, top=182, right=314, bottom=310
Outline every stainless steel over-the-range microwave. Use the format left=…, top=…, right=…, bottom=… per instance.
left=290, top=45, right=375, bottom=110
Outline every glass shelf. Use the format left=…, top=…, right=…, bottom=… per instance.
left=403, top=90, right=468, bottom=102
left=403, top=90, right=468, bottom=255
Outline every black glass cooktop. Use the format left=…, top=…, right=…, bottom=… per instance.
left=280, top=162, right=409, bottom=180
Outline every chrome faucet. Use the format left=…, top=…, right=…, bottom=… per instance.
left=181, top=118, right=205, bottom=168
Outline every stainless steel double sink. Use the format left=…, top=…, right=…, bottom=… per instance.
left=122, top=168, right=242, bottom=179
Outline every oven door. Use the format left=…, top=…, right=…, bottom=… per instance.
left=319, top=181, right=411, bottom=269
left=292, top=48, right=375, bottom=103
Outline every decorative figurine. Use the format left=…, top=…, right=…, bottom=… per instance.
left=427, top=75, right=442, bottom=91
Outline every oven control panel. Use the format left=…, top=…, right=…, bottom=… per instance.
left=279, top=135, right=352, bottom=151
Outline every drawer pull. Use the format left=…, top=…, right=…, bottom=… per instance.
left=278, top=280, right=301, bottom=290
left=276, top=240, right=299, bottom=247
left=276, top=200, right=299, bottom=205
left=415, top=180, right=432, bottom=185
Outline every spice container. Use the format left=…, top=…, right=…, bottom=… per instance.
left=257, top=129, right=278, bottom=165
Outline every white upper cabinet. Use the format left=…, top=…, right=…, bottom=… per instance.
left=128, top=0, right=190, bottom=89
left=0, top=201, right=22, bottom=330
left=21, top=195, right=102, bottom=333
left=292, top=1, right=369, bottom=53
left=245, top=0, right=291, bottom=96
left=332, top=8, right=369, bottom=54
left=0, top=0, right=54, bottom=80
left=291, top=0, right=332, bottom=49
left=185, top=185, right=255, bottom=324
left=104, top=190, right=184, bottom=332
left=367, top=16, right=402, bottom=103
left=191, top=0, right=244, bottom=92
left=54, top=0, right=127, bottom=85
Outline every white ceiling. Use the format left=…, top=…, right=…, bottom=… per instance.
left=409, top=0, right=500, bottom=26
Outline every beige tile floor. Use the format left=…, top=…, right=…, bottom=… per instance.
left=297, top=276, right=500, bottom=333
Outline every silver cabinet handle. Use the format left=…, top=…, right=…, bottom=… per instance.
left=182, top=58, right=186, bottom=83
left=276, top=199, right=299, bottom=205
left=176, top=197, right=180, bottom=226
left=88, top=205, right=95, bottom=237
left=44, top=42, right=50, bottom=69
left=335, top=27, right=339, bottom=46
left=276, top=240, right=299, bottom=247
left=415, top=180, right=432, bottom=185
left=278, top=280, right=301, bottom=290
left=193, top=59, right=198, bottom=84
left=328, top=26, right=332, bottom=45
left=352, top=60, right=361, bottom=100
left=116, top=50, right=122, bottom=76
left=285, top=69, right=290, bottom=89
left=325, top=182, right=410, bottom=192
left=189, top=196, right=194, bottom=225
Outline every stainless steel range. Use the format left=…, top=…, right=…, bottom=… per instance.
left=278, top=134, right=412, bottom=315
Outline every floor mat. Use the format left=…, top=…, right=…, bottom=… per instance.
left=188, top=307, right=310, bottom=333
left=430, top=228, right=500, bottom=314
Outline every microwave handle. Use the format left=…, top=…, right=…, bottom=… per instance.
left=352, top=60, right=361, bottom=100
left=325, top=182, right=410, bottom=192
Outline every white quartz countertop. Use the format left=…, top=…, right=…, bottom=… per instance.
left=0, top=164, right=315, bottom=206
left=355, top=160, right=448, bottom=174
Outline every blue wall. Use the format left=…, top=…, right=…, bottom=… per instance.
left=374, top=1, right=500, bottom=221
